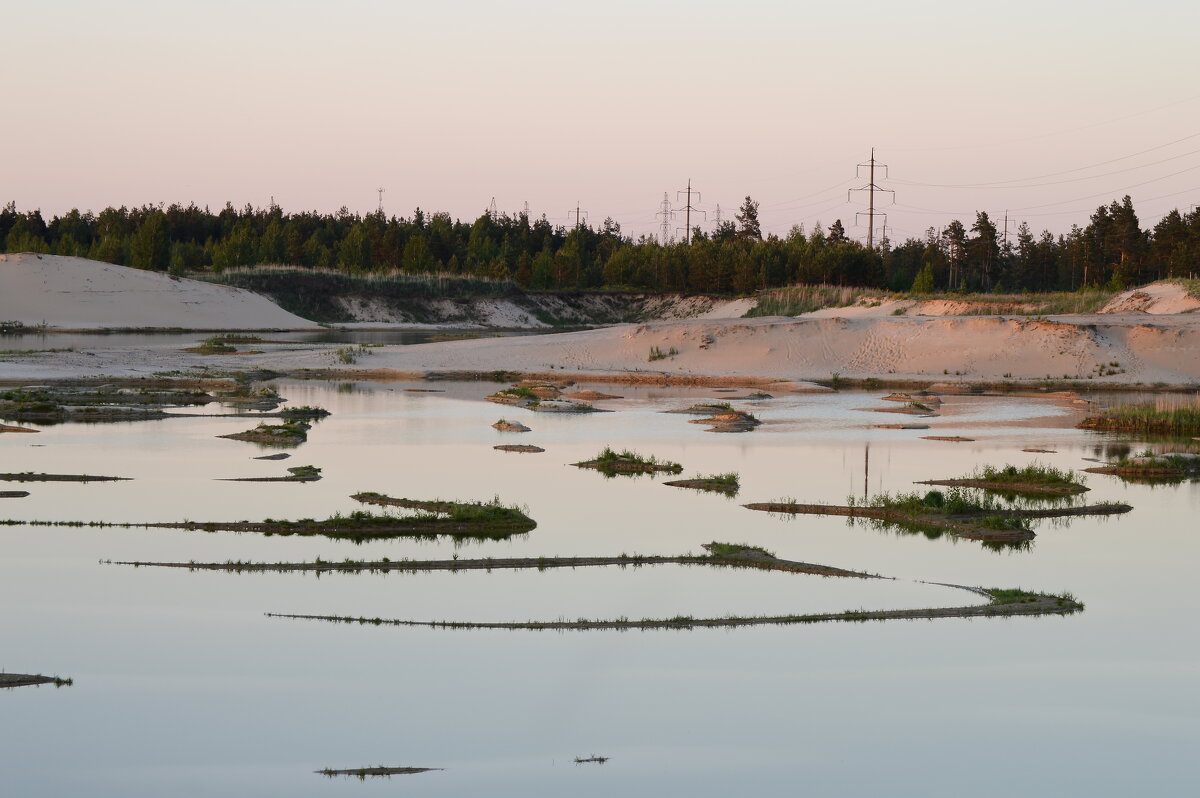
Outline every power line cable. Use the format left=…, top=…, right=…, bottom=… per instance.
left=1018, top=186, right=1200, bottom=218
left=761, top=178, right=858, bottom=209
left=881, top=93, right=1200, bottom=153
left=889, top=165, right=1200, bottom=218
left=1008, top=162, right=1200, bottom=211
left=892, top=134, right=1200, bottom=188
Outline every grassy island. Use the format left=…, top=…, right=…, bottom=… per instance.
left=744, top=488, right=1129, bottom=546
left=573, top=447, right=683, bottom=475
left=917, top=463, right=1088, bottom=496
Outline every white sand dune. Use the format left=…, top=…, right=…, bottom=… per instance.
left=1099, top=283, right=1200, bottom=314
left=0, top=253, right=319, bottom=329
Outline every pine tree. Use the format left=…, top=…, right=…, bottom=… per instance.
left=827, top=219, right=848, bottom=244
left=735, top=196, right=761, bottom=241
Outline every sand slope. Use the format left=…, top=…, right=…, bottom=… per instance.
left=6, top=309, right=1197, bottom=384
left=296, top=313, right=1197, bottom=385
left=801, top=282, right=1200, bottom=319
left=1099, top=283, right=1200, bottom=314
left=0, top=253, right=319, bottom=329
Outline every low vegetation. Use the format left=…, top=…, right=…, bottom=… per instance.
left=573, top=447, right=683, bottom=476
left=746, top=285, right=873, bottom=317
left=0, top=472, right=129, bottom=483
left=105, top=541, right=864, bottom=578
left=744, top=488, right=1131, bottom=547
left=223, top=464, right=323, bottom=482
left=0, top=320, right=49, bottom=334
left=986, top=587, right=1081, bottom=610
left=188, top=334, right=265, bottom=354
left=744, top=286, right=1115, bottom=318
left=663, top=472, right=741, bottom=495
left=1078, top=400, right=1200, bottom=435
left=689, top=408, right=761, bottom=433
left=918, top=463, right=1088, bottom=496
left=486, top=384, right=598, bottom=413
left=703, top=541, right=773, bottom=559
left=317, top=766, right=441, bottom=779
left=334, top=344, right=372, bottom=364
left=278, top=405, right=330, bottom=419
left=351, top=492, right=531, bottom=519
left=217, top=420, right=311, bottom=447
left=265, top=579, right=1085, bottom=631
left=12, top=496, right=536, bottom=541
left=0, top=385, right=216, bottom=423
left=1084, top=450, right=1200, bottom=481
left=0, top=673, right=73, bottom=688
left=207, top=267, right=517, bottom=323
left=665, top=402, right=733, bottom=415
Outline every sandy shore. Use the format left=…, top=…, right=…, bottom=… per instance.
left=4, top=311, right=1198, bottom=387
left=298, top=313, right=1200, bottom=385
left=2, top=254, right=1198, bottom=386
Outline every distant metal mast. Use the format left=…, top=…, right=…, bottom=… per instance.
left=849, top=149, right=894, bottom=249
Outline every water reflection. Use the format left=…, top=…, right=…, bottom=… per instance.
left=1, top=382, right=1198, bottom=797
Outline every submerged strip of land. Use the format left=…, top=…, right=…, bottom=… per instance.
left=5, top=496, right=536, bottom=540
left=104, top=547, right=873, bottom=579
left=0, top=473, right=129, bottom=483
left=742, top=500, right=1131, bottom=543
left=265, top=589, right=1081, bottom=632
left=0, top=673, right=73, bottom=688
left=102, top=543, right=1082, bottom=628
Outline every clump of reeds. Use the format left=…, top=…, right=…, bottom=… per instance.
left=1078, top=397, right=1200, bottom=435
left=972, top=463, right=1082, bottom=488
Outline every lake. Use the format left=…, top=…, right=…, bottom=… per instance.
left=2, top=382, right=1197, bottom=796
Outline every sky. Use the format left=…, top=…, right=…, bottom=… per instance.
left=5, top=0, right=1199, bottom=243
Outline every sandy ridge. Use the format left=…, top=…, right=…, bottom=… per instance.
left=0, top=253, right=319, bottom=330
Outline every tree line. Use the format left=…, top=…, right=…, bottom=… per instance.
left=2, top=195, right=1197, bottom=294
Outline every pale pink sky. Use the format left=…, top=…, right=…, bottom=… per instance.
left=5, top=0, right=1198, bottom=242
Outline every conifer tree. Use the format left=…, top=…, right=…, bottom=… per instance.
left=735, top=196, right=761, bottom=241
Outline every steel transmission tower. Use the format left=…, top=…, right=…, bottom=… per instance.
left=848, top=148, right=895, bottom=249
left=656, top=193, right=675, bottom=244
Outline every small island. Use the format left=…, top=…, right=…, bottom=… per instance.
left=744, top=488, right=1130, bottom=545
left=916, top=463, right=1088, bottom=497
left=663, top=472, right=740, bottom=495
left=217, top=420, right=311, bottom=447
left=573, top=447, right=683, bottom=475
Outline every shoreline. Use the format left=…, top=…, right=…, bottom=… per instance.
left=2, top=367, right=1197, bottom=394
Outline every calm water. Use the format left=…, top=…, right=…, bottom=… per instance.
left=2, top=383, right=1197, bottom=796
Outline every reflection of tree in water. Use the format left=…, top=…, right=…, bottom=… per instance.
left=1094, top=442, right=1133, bottom=462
